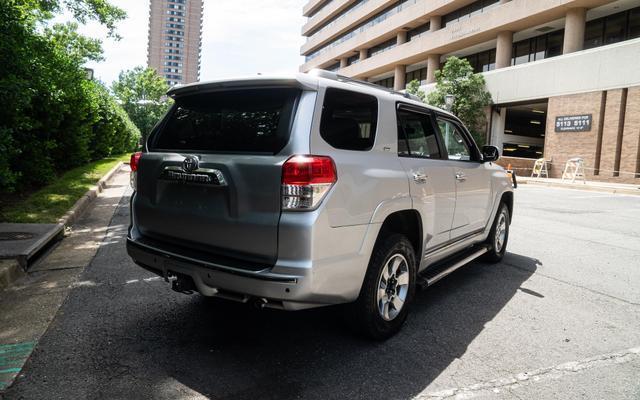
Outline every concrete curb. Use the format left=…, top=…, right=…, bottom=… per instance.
left=0, top=162, right=127, bottom=291
left=57, top=161, right=125, bottom=227
left=0, top=259, right=24, bottom=290
left=519, top=179, right=640, bottom=196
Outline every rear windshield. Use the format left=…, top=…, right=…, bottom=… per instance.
left=150, top=88, right=300, bottom=154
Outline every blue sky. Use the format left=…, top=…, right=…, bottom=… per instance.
left=59, top=0, right=306, bottom=85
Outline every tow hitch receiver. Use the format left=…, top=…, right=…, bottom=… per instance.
left=166, top=271, right=196, bottom=294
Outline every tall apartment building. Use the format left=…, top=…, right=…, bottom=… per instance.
left=300, top=0, right=640, bottom=183
left=147, top=0, right=204, bottom=86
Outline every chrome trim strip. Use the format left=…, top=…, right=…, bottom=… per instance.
left=425, top=246, right=489, bottom=286
left=423, top=228, right=485, bottom=259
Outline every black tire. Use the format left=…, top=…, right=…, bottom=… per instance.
left=483, top=203, right=510, bottom=263
left=348, top=234, right=417, bottom=340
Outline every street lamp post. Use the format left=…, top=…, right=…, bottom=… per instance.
left=444, top=94, right=455, bottom=112
left=444, top=94, right=455, bottom=145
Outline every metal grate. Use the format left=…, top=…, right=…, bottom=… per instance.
left=0, top=232, right=35, bottom=241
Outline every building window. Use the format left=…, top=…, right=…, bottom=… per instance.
left=629, top=8, right=640, bottom=39
left=584, top=6, right=640, bottom=49
left=511, top=29, right=565, bottom=66
left=325, top=62, right=340, bottom=72
left=584, top=19, right=604, bottom=49
left=512, top=40, right=530, bottom=65
left=604, top=12, right=627, bottom=44
left=463, top=49, right=496, bottom=73
left=372, top=76, right=394, bottom=89
left=305, top=0, right=418, bottom=62
left=307, top=0, right=333, bottom=19
left=405, top=67, right=427, bottom=85
left=346, top=54, right=359, bottom=66
left=369, top=38, right=397, bottom=57
left=307, top=0, right=366, bottom=38
left=546, top=30, right=564, bottom=57
left=408, top=22, right=430, bottom=41
left=443, top=0, right=500, bottom=28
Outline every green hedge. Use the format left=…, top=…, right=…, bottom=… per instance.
left=0, top=2, right=140, bottom=194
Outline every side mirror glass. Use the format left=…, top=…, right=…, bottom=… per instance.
left=482, top=145, right=500, bottom=162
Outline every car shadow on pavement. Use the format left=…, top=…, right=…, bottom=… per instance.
left=124, top=252, right=541, bottom=399
left=3, top=192, right=541, bottom=399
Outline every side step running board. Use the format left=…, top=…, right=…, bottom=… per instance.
left=418, top=245, right=489, bottom=289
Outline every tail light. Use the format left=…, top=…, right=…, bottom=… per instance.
left=130, top=152, right=142, bottom=190
left=282, top=155, right=337, bottom=210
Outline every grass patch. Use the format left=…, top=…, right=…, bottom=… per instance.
left=1, top=154, right=130, bottom=224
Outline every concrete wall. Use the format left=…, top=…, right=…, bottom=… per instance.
left=481, top=38, right=640, bottom=104
left=421, top=38, right=640, bottom=104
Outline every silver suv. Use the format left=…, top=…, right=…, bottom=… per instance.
left=126, top=70, right=514, bottom=339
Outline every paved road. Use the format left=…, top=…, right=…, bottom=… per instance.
left=4, top=184, right=640, bottom=399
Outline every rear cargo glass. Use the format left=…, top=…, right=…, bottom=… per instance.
left=150, top=88, right=300, bottom=154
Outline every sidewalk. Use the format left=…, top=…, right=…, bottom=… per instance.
left=0, top=167, right=131, bottom=393
left=518, top=176, right=640, bottom=195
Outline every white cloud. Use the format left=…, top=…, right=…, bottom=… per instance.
left=55, top=0, right=306, bottom=85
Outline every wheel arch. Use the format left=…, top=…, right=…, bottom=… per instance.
left=374, top=210, right=423, bottom=262
left=500, top=191, right=514, bottom=224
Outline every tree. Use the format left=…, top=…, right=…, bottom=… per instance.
left=0, top=0, right=136, bottom=193
left=112, top=67, right=172, bottom=141
left=426, top=57, right=493, bottom=146
left=405, top=79, right=426, bottom=102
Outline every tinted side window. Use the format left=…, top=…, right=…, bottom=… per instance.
left=437, top=119, right=472, bottom=161
left=320, top=88, right=378, bottom=151
left=397, top=109, right=441, bottom=158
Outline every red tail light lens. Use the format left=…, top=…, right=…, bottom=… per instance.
left=130, top=152, right=142, bottom=190
left=282, top=155, right=337, bottom=185
left=282, top=155, right=337, bottom=210
left=130, top=152, right=142, bottom=172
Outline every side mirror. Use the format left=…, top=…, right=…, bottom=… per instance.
left=482, top=145, right=500, bottom=162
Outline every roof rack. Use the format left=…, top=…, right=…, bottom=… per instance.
left=309, top=69, right=422, bottom=102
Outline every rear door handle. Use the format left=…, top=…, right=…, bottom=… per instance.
left=413, top=173, right=428, bottom=183
left=455, top=172, right=467, bottom=182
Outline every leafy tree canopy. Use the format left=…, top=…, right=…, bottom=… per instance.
left=426, top=57, right=493, bottom=145
left=0, top=0, right=136, bottom=194
left=112, top=67, right=172, bottom=141
left=405, top=79, right=426, bottom=102
left=18, top=0, right=126, bottom=37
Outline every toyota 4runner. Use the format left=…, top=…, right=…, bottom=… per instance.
left=126, top=69, right=514, bottom=339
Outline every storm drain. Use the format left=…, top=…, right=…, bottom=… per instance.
left=0, top=232, right=36, bottom=241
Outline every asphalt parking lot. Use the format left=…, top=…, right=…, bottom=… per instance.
left=4, top=183, right=640, bottom=399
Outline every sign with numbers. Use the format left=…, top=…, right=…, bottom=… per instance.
left=555, top=114, right=592, bottom=132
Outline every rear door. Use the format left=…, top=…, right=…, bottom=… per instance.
left=133, top=88, right=301, bottom=266
left=396, top=105, right=456, bottom=254
left=435, top=116, right=493, bottom=239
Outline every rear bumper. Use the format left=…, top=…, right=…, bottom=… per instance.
left=127, top=235, right=351, bottom=310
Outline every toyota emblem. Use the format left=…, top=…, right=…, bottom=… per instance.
left=182, top=156, right=199, bottom=173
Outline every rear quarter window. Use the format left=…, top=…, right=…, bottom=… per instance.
left=150, top=88, right=300, bottom=154
left=320, top=88, right=378, bottom=151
